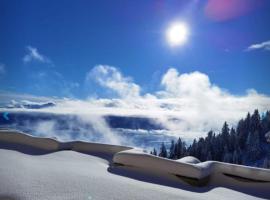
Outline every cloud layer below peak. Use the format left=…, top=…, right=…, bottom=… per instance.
left=2, top=65, right=270, bottom=140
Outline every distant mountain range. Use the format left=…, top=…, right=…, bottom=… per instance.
left=3, top=102, right=56, bottom=109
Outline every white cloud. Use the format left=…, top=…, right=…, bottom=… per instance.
left=246, top=40, right=270, bottom=51
left=1, top=67, right=270, bottom=141
left=0, top=63, right=5, bottom=75
left=23, top=46, right=51, bottom=63
left=155, top=69, right=270, bottom=135
left=86, top=65, right=141, bottom=99
left=159, top=68, right=218, bottom=97
left=31, top=115, right=123, bottom=145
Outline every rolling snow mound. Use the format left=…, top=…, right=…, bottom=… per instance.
left=0, top=129, right=270, bottom=200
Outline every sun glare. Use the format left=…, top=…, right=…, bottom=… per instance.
left=166, top=22, right=189, bottom=47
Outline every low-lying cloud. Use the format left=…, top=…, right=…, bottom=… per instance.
left=1, top=65, right=270, bottom=143
left=31, top=115, right=124, bottom=145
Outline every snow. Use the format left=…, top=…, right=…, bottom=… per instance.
left=0, top=129, right=270, bottom=200
left=177, top=156, right=201, bottom=164
left=114, top=149, right=270, bottom=181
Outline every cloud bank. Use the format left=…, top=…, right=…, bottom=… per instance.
left=2, top=65, right=270, bottom=141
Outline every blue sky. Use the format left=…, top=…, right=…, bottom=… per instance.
left=0, top=0, right=270, bottom=98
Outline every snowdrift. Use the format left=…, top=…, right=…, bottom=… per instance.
left=113, top=149, right=270, bottom=183
left=0, top=129, right=270, bottom=200
left=1, top=129, right=270, bottom=183
left=0, top=129, right=131, bottom=154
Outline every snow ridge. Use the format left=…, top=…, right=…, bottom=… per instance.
left=1, top=129, right=270, bottom=184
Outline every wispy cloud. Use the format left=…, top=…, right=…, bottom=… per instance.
left=0, top=63, right=5, bottom=75
left=246, top=40, right=270, bottom=51
left=23, top=46, right=51, bottom=63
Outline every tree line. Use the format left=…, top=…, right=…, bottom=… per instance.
left=150, top=110, right=270, bottom=168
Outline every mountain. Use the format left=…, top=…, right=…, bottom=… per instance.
left=4, top=101, right=56, bottom=109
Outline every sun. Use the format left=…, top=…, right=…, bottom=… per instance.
left=166, top=22, right=189, bottom=46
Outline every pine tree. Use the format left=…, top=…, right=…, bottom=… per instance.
left=232, top=149, right=239, bottom=164
left=189, top=139, right=197, bottom=157
left=175, top=138, right=183, bottom=159
left=250, top=109, right=262, bottom=139
left=237, top=113, right=250, bottom=150
left=221, top=122, right=230, bottom=148
left=152, top=109, right=269, bottom=168
left=214, top=136, right=223, bottom=161
left=182, top=141, right=187, bottom=157
left=246, top=130, right=262, bottom=162
left=262, top=111, right=270, bottom=142
left=229, top=127, right=236, bottom=152
left=159, top=142, right=167, bottom=158
left=169, top=140, right=175, bottom=159
left=153, top=148, right=157, bottom=156
left=206, top=152, right=212, bottom=161
left=222, top=145, right=232, bottom=163
left=197, top=138, right=205, bottom=161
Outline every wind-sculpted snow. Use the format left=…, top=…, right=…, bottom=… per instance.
left=0, top=129, right=270, bottom=200
left=113, top=149, right=270, bottom=182
left=1, top=129, right=270, bottom=182
left=0, top=129, right=132, bottom=154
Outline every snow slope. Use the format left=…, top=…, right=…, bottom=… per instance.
left=0, top=129, right=269, bottom=200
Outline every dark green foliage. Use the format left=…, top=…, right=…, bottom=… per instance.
left=150, top=148, right=157, bottom=156
left=246, top=130, right=262, bottom=161
left=159, top=142, right=167, bottom=158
